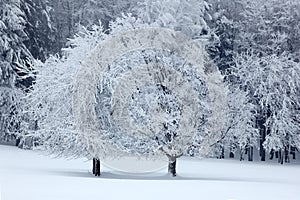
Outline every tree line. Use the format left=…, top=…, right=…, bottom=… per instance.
left=0, top=0, right=299, bottom=165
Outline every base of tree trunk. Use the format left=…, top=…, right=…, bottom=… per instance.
left=92, top=158, right=96, bottom=174
left=278, top=150, right=284, bottom=164
left=92, top=158, right=101, bottom=176
left=16, top=138, right=21, bottom=147
left=239, top=153, right=244, bottom=161
left=248, top=146, right=253, bottom=161
left=168, top=157, right=177, bottom=177
left=290, top=146, right=296, bottom=159
left=270, top=149, right=274, bottom=160
left=260, top=149, right=266, bottom=161
left=218, top=147, right=225, bottom=159
left=284, top=147, right=290, bottom=163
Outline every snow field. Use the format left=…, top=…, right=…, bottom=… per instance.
left=0, top=145, right=300, bottom=200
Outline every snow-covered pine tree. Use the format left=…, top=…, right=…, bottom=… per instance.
left=21, top=0, right=56, bottom=61
left=0, top=87, right=22, bottom=143
left=206, top=0, right=238, bottom=73
left=0, top=0, right=34, bottom=144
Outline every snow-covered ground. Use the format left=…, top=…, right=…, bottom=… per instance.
left=0, top=145, right=300, bottom=200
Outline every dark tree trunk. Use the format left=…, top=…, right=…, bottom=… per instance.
left=92, top=158, right=96, bottom=174
left=168, top=156, right=177, bottom=177
left=239, top=154, right=243, bottom=161
left=290, top=146, right=296, bottom=159
left=240, top=149, right=244, bottom=161
left=275, top=151, right=279, bottom=158
left=229, top=152, right=234, bottom=158
left=93, top=158, right=101, bottom=176
left=96, top=159, right=101, bottom=176
left=278, top=150, right=284, bottom=164
left=260, top=128, right=266, bottom=161
left=284, top=146, right=290, bottom=163
left=248, top=146, right=253, bottom=161
left=220, top=147, right=225, bottom=159
left=16, top=138, right=21, bottom=147
left=270, top=149, right=274, bottom=160
left=257, top=112, right=267, bottom=161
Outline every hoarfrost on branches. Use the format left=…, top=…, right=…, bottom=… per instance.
left=73, top=25, right=227, bottom=160
left=21, top=23, right=106, bottom=157
left=231, top=53, right=300, bottom=154
left=22, top=15, right=226, bottom=166
left=134, top=0, right=212, bottom=39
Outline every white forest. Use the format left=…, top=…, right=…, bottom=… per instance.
left=0, top=0, right=300, bottom=199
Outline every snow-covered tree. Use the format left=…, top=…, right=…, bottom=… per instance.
left=206, top=0, right=238, bottom=73
left=48, top=0, right=139, bottom=54
left=206, top=0, right=300, bottom=74
left=233, top=0, right=300, bottom=59
left=0, top=87, right=22, bottom=142
left=73, top=0, right=139, bottom=28
left=230, top=53, right=300, bottom=163
left=20, top=23, right=106, bottom=156
left=0, top=0, right=34, bottom=143
left=133, top=0, right=213, bottom=40
left=21, top=0, right=56, bottom=61
left=217, top=86, right=259, bottom=161
left=23, top=14, right=226, bottom=176
left=74, top=16, right=227, bottom=176
left=0, top=0, right=32, bottom=88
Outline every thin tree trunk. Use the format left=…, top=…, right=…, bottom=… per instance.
left=278, top=150, right=284, bottom=164
left=284, top=146, right=290, bottom=163
left=260, top=128, right=266, bottom=161
left=240, top=149, right=244, bottom=161
left=92, top=158, right=96, bottom=174
left=275, top=151, right=279, bottom=158
left=220, top=147, right=225, bottom=159
left=168, top=156, right=177, bottom=177
left=258, top=113, right=267, bottom=161
left=248, top=146, right=253, bottom=161
left=290, top=146, right=296, bottom=159
left=270, top=149, right=274, bottom=160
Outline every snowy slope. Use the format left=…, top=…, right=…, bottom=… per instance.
left=0, top=145, right=300, bottom=200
